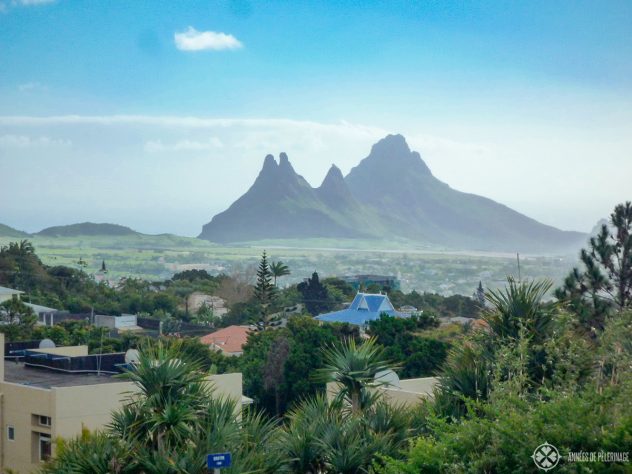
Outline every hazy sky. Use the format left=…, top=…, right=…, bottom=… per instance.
left=1, top=1, right=631, bottom=236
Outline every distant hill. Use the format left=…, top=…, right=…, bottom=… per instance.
left=199, top=134, right=587, bottom=253
left=36, top=222, right=139, bottom=237
left=0, top=223, right=30, bottom=238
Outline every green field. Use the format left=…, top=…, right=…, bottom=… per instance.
left=0, top=235, right=581, bottom=295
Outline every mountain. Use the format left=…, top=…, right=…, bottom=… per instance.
left=199, top=154, right=378, bottom=242
left=0, top=223, right=30, bottom=238
left=36, top=222, right=139, bottom=237
left=199, top=135, right=586, bottom=252
left=345, top=134, right=586, bottom=251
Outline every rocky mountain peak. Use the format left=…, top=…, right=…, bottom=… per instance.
left=320, top=164, right=345, bottom=189
left=370, top=134, right=410, bottom=156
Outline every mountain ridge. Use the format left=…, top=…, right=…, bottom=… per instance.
left=198, top=134, right=586, bottom=252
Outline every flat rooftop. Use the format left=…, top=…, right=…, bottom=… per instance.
left=3, top=361, right=126, bottom=389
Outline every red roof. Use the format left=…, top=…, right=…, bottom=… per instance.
left=199, top=325, right=251, bottom=354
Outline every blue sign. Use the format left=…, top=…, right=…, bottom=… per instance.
left=207, top=452, right=232, bottom=469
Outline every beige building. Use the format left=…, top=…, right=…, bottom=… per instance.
left=0, top=334, right=245, bottom=473
left=327, top=375, right=439, bottom=408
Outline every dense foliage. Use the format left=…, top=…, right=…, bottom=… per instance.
left=368, top=313, right=449, bottom=378
left=9, top=201, right=632, bottom=472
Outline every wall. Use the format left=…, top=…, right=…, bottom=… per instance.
left=326, top=376, right=439, bottom=408
left=0, top=381, right=53, bottom=474
left=53, top=381, right=134, bottom=436
left=30, top=345, right=89, bottom=357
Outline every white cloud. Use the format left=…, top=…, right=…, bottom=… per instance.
left=1, top=0, right=53, bottom=13
left=18, top=81, right=48, bottom=92
left=174, top=27, right=243, bottom=51
left=0, top=134, right=71, bottom=148
left=144, top=137, right=223, bottom=153
left=12, top=0, right=55, bottom=5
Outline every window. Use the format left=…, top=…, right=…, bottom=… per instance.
left=39, top=434, right=51, bottom=462
left=7, top=426, right=15, bottom=441
left=38, top=415, right=51, bottom=427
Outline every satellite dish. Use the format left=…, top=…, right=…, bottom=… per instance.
left=39, top=338, right=56, bottom=349
left=375, top=369, right=400, bottom=389
left=124, top=349, right=140, bottom=365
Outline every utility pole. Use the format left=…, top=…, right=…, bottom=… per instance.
left=516, top=252, right=522, bottom=282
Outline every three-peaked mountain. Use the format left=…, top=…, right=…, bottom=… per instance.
left=199, top=135, right=586, bottom=252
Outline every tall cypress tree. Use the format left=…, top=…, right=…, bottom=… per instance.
left=254, top=251, right=277, bottom=329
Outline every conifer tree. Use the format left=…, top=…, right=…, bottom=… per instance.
left=556, top=201, right=632, bottom=331
left=475, top=281, right=485, bottom=307
left=254, top=251, right=277, bottom=329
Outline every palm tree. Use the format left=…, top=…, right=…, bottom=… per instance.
left=484, top=277, right=554, bottom=344
left=43, top=339, right=281, bottom=474
left=112, top=339, right=210, bottom=454
left=277, top=394, right=333, bottom=473
left=270, top=260, right=291, bottom=286
left=315, top=337, right=395, bottom=414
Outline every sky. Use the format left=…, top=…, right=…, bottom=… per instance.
left=0, top=0, right=631, bottom=236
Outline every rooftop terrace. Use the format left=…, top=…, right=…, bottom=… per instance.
left=3, top=361, right=125, bottom=389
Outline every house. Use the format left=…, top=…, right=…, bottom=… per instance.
left=200, top=325, right=252, bottom=356
left=0, top=286, right=23, bottom=304
left=0, top=334, right=247, bottom=473
left=398, top=305, right=419, bottom=315
left=0, top=286, right=63, bottom=325
left=342, top=274, right=401, bottom=291
left=315, top=292, right=408, bottom=327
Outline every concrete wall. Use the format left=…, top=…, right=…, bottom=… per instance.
left=95, top=314, right=137, bottom=330
left=326, top=376, right=439, bottom=408
left=208, top=372, right=242, bottom=404
left=30, top=345, right=89, bottom=357
left=53, top=381, right=134, bottom=436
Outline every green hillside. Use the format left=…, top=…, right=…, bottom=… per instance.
left=36, top=222, right=139, bottom=237
left=0, top=223, right=30, bottom=238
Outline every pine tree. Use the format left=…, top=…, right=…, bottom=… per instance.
left=254, top=251, right=277, bottom=329
left=556, top=201, right=632, bottom=331
left=475, top=281, right=485, bottom=307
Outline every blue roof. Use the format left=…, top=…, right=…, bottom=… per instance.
left=315, top=293, right=406, bottom=326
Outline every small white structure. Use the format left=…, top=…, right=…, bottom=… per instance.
left=95, top=314, right=141, bottom=331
